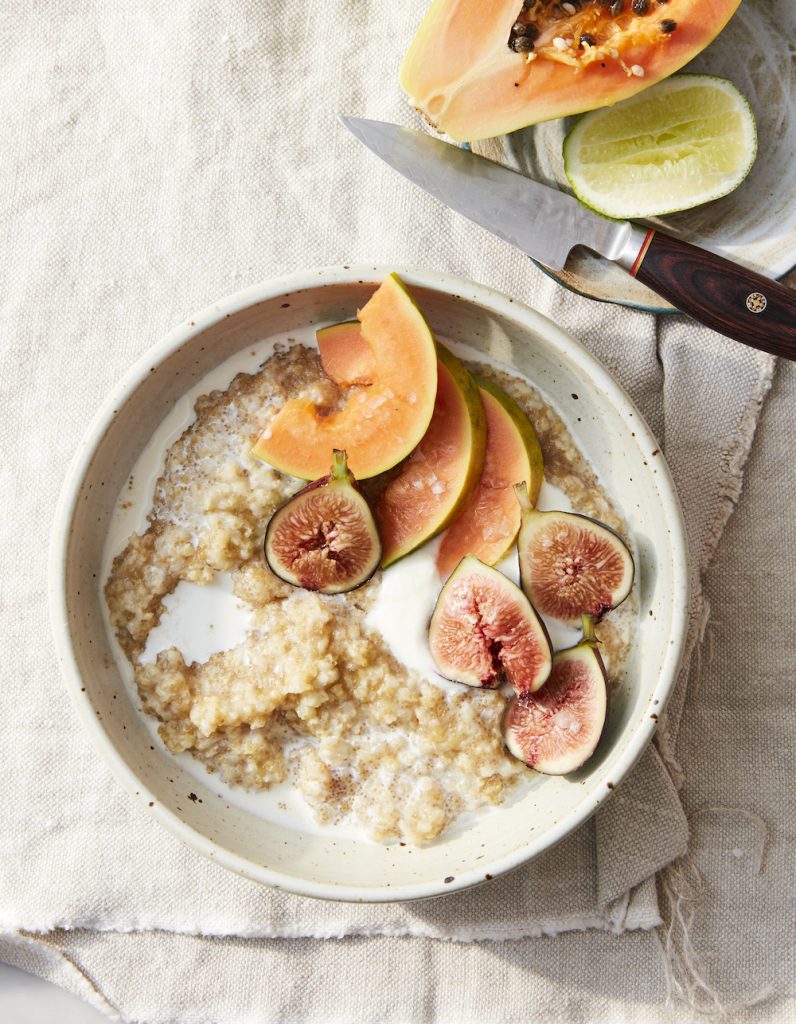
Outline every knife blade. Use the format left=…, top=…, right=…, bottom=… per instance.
left=341, top=115, right=796, bottom=361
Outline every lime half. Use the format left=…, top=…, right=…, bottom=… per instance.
left=563, top=74, right=757, bottom=220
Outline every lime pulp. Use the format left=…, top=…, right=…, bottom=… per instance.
left=563, top=74, right=758, bottom=220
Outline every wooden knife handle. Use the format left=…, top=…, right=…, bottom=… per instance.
left=630, top=230, right=796, bottom=361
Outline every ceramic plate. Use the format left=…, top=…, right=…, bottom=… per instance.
left=471, top=0, right=796, bottom=313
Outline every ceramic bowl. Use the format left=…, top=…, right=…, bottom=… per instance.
left=49, top=266, right=688, bottom=902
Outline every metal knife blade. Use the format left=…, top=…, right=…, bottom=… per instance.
left=340, top=115, right=796, bottom=361
left=340, top=115, right=641, bottom=272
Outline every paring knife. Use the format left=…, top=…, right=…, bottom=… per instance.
left=341, top=116, right=796, bottom=361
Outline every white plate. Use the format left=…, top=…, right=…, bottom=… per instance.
left=49, top=266, right=688, bottom=902
left=471, top=0, right=796, bottom=313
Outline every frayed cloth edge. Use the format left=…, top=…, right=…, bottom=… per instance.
left=1, top=906, right=661, bottom=945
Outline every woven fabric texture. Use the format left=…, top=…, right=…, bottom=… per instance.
left=0, top=1, right=790, bottom=1020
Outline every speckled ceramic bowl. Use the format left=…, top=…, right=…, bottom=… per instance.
left=49, top=266, right=688, bottom=902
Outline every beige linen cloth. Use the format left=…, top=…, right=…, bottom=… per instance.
left=0, top=1, right=792, bottom=1021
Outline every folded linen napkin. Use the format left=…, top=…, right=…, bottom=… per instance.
left=0, top=0, right=776, bottom=992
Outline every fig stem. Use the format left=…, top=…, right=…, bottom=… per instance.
left=581, top=613, right=598, bottom=646
left=331, top=448, right=349, bottom=482
left=514, top=480, right=532, bottom=512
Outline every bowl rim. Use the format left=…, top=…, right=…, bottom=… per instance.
left=49, top=264, right=690, bottom=903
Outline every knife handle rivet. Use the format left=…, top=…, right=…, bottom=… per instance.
left=746, top=292, right=768, bottom=314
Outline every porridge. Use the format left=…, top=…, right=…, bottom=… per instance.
left=105, top=306, right=636, bottom=846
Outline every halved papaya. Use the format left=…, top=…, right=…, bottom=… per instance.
left=436, top=375, right=542, bottom=579
left=252, top=274, right=437, bottom=480
left=400, top=0, right=742, bottom=142
left=376, top=344, right=486, bottom=567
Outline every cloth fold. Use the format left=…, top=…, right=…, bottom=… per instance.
left=0, top=0, right=775, bottom=974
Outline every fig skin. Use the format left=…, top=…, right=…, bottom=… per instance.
left=503, top=615, right=608, bottom=775
left=428, top=555, right=552, bottom=693
left=515, top=482, right=634, bottom=627
left=264, top=449, right=382, bottom=595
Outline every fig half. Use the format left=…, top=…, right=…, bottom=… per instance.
left=428, top=555, right=552, bottom=693
left=503, top=615, right=607, bottom=775
left=515, top=483, right=634, bottom=626
left=264, top=449, right=381, bottom=594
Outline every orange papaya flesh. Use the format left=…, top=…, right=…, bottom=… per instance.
left=317, top=320, right=376, bottom=386
left=316, top=325, right=542, bottom=572
left=252, top=274, right=438, bottom=480
left=318, top=324, right=488, bottom=564
left=401, top=0, right=742, bottom=142
left=436, top=377, right=543, bottom=579
left=376, top=344, right=486, bottom=567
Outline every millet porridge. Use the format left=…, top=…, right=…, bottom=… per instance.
left=104, top=334, right=635, bottom=845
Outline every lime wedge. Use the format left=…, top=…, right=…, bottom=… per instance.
left=563, top=74, right=757, bottom=220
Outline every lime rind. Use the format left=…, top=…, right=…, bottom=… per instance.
left=563, top=74, right=758, bottom=220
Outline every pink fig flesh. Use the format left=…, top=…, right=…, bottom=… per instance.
left=503, top=639, right=607, bottom=774
left=428, top=556, right=552, bottom=692
left=516, top=498, right=634, bottom=626
left=264, top=449, right=381, bottom=594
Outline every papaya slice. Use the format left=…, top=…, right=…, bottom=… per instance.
left=317, top=325, right=490, bottom=567
left=400, top=0, right=742, bottom=142
left=252, top=274, right=437, bottom=480
left=436, top=375, right=542, bottom=579
left=376, top=345, right=486, bottom=567
left=317, top=320, right=376, bottom=386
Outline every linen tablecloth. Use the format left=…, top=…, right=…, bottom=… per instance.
left=0, top=1, right=793, bottom=1020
